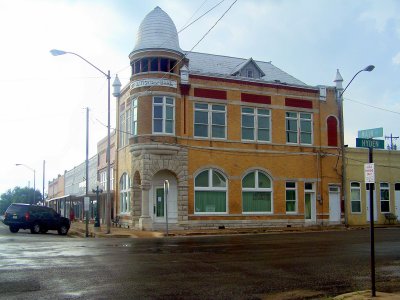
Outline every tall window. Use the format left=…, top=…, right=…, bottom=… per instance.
left=241, top=107, right=270, bottom=142
left=132, top=98, right=138, bottom=136
left=194, top=103, right=226, bottom=139
left=100, top=168, right=114, bottom=191
left=194, top=169, right=227, bottom=214
left=110, top=167, right=114, bottom=190
left=242, top=170, right=273, bottom=213
left=286, top=112, right=312, bottom=144
left=153, top=96, right=174, bottom=134
left=100, top=171, right=106, bottom=190
left=350, top=182, right=361, bottom=213
left=286, top=181, right=297, bottom=213
left=120, top=173, right=130, bottom=214
left=327, top=116, right=338, bottom=146
left=119, top=112, right=126, bottom=147
left=126, top=106, right=131, bottom=142
left=380, top=183, right=390, bottom=213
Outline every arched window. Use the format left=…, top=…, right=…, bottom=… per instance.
left=194, top=169, right=227, bottom=214
left=327, top=116, right=338, bottom=146
left=242, top=170, right=273, bottom=213
left=120, top=173, right=130, bottom=214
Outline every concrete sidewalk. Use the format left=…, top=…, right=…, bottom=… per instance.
left=333, top=290, right=400, bottom=299
left=68, top=221, right=163, bottom=238
left=67, top=221, right=355, bottom=238
left=68, top=221, right=400, bottom=239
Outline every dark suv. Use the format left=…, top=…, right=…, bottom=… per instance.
left=3, top=203, right=70, bottom=235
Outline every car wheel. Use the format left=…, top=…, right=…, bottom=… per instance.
left=40, top=228, right=48, bottom=234
left=58, top=225, right=69, bottom=235
left=9, top=226, right=19, bottom=233
left=31, top=223, right=41, bottom=234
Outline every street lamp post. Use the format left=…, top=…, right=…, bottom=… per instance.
left=50, top=49, right=113, bottom=234
left=16, top=163, right=36, bottom=204
left=334, top=65, right=375, bottom=227
left=92, top=182, right=103, bottom=228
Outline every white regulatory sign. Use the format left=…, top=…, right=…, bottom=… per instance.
left=364, top=163, right=375, bottom=184
left=84, top=197, right=90, bottom=211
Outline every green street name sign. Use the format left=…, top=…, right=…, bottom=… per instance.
left=356, top=138, right=384, bottom=149
left=358, top=127, right=383, bottom=139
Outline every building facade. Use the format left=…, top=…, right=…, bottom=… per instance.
left=114, top=7, right=343, bottom=230
left=346, top=148, right=400, bottom=225
left=97, top=130, right=116, bottom=222
left=47, top=156, right=98, bottom=219
left=48, top=174, right=65, bottom=200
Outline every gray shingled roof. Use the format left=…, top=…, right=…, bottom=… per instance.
left=185, top=51, right=307, bottom=87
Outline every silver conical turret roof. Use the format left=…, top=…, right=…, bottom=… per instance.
left=132, top=6, right=182, bottom=54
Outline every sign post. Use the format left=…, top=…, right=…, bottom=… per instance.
left=366, top=149, right=376, bottom=297
left=357, top=128, right=383, bottom=298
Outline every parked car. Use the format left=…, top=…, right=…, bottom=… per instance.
left=3, top=203, right=70, bottom=235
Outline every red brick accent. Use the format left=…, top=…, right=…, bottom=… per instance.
left=190, top=74, right=318, bottom=94
left=194, top=88, right=227, bottom=100
left=285, top=98, right=313, bottom=109
left=241, top=93, right=271, bottom=104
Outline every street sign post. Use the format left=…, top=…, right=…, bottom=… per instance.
left=358, top=127, right=383, bottom=139
left=356, top=128, right=384, bottom=297
left=356, top=138, right=384, bottom=149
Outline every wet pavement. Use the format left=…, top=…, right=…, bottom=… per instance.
left=1, top=222, right=400, bottom=299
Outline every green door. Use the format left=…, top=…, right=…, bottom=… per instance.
left=155, top=188, right=164, bottom=218
left=305, top=193, right=312, bottom=220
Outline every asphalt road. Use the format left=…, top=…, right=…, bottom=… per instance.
left=0, top=222, right=399, bottom=300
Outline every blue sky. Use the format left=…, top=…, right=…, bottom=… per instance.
left=0, top=0, right=399, bottom=195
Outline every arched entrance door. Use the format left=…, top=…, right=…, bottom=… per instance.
left=149, top=170, right=178, bottom=227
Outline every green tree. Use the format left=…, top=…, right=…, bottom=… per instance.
left=0, top=186, right=42, bottom=214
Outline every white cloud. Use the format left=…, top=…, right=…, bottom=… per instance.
left=393, top=52, right=400, bottom=65
left=359, top=0, right=400, bottom=32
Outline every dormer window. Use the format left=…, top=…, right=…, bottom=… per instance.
left=231, top=58, right=265, bottom=80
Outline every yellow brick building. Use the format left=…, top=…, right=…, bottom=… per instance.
left=114, top=7, right=343, bottom=230
left=346, top=148, right=400, bottom=225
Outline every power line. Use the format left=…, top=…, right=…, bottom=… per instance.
left=184, top=0, right=238, bottom=55
left=115, top=0, right=225, bottom=75
left=178, top=0, right=225, bottom=34
left=344, top=97, right=400, bottom=115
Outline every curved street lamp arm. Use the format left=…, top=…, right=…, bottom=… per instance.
left=339, top=65, right=375, bottom=98
left=15, top=163, right=35, bottom=173
left=66, top=52, right=110, bottom=79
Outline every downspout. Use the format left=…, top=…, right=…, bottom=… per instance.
left=317, top=91, right=323, bottom=226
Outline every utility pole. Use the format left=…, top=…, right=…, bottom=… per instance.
left=85, top=107, right=89, bottom=238
left=43, top=160, right=45, bottom=205
left=385, top=134, right=398, bottom=150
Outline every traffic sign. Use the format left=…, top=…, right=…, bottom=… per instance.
left=358, top=127, right=383, bottom=139
left=364, top=163, right=375, bottom=183
left=356, top=138, right=384, bottom=149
